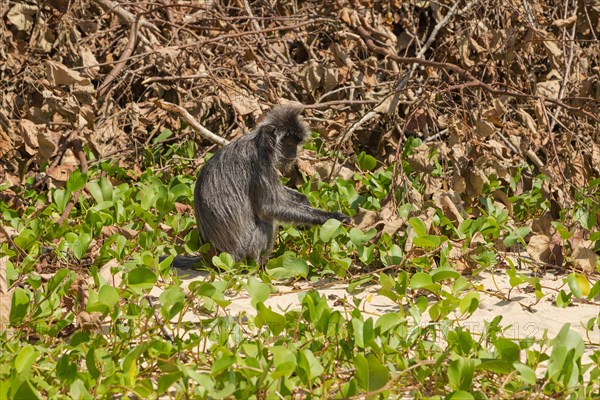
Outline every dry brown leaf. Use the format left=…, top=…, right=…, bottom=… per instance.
left=46, top=164, right=78, bottom=183
left=448, top=243, right=471, bottom=273
left=0, top=127, right=13, bottom=157
left=531, top=213, right=553, bottom=236
left=0, top=254, right=7, bottom=295
left=354, top=208, right=379, bottom=231
left=313, top=161, right=353, bottom=180
left=552, top=15, right=577, bottom=28
left=517, top=109, right=538, bottom=134
left=296, top=158, right=315, bottom=177
left=536, top=80, right=561, bottom=100
left=174, top=202, right=193, bottom=214
left=80, top=46, right=100, bottom=76
left=93, top=259, right=123, bottom=288
left=475, top=120, right=495, bottom=137
left=543, top=38, right=563, bottom=59
left=45, top=61, right=91, bottom=85
left=0, top=292, right=10, bottom=331
left=77, top=311, right=103, bottom=332
left=19, top=120, right=39, bottom=155
left=381, top=218, right=404, bottom=237
left=432, top=190, right=464, bottom=225
left=466, top=167, right=486, bottom=197
left=6, top=3, right=37, bottom=31
left=405, top=143, right=434, bottom=173
left=37, top=129, right=57, bottom=163
left=567, top=155, right=587, bottom=187
left=492, top=189, right=513, bottom=216
left=101, top=225, right=139, bottom=239
left=571, top=242, right=597, bottom=275
left=591, top=143, right=600, bottom=174
left=527, top=233, right=564, bottom=267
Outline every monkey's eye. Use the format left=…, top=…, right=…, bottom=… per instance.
left=283, top=135, right=303, bottom=146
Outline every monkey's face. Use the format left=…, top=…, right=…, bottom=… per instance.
left=276, top=132, right=305, bottom=172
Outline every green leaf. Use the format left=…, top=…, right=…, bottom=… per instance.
left=15, top=345, right=38, bottom=374
left=495, top=338, right=520, bottom=362
left=127, top=268, right=157, bottom=290
left=408, top=217, right=427, bottom=237
left=349, top=227, right=377, bottom=246
left=266, top=255, right=309, bottom=279
left=88, top=177, right=114, bottom=204
left=13, top=380, right=41, bottom=400
left=246, top=277, right=270, bottom=307
left=374, top=312, right=404, bottom=334
left=514, top=362, right=537, bottom=385
left=459, top=292, right=480, bottom=316
left=271, top=346, right=296, bottom=379
left=212, top=253, right=235, bottom=270
left=160, top=286, right=185, bottom=319
left=477, top=359, right=513, bottom=374
left=353, top=353, right=389, bottom=392
left=70, top=233, right=92, bottom=259
left=210, top=352, right=235, bottom=376
left=409, top=272, right=441, bottom=293
left=10, top=288, right=30, bottom=325
left=121, top=345, right=145, bottom=386
left=448, top=357, right=474, bottom=391
left=348, top=275, right=373, bottom=293
left=13, top=229, right=37, bottom=251
left=547, top=324, right=585, bottom=386
left=66, top=169, right=88, bottom=192
left=298, top=349, right=324, bottom=381
left=255, top=303, right=286, bottom=336
left=319, top=219, right=343, bottom=242
left=431, top=266, right=460, bottom=282
left=157, top=371, right=182, bottom=394
left=567, top=273, right=591, bottom=298
left=98, top=285, right=119, bottom=308
left=357, top=151, right=377, bottom=171
left=153, top=128, right=173, bottom=144
left=69, top=379, right=92, bottom=400
left=53, top=188, right=71, bottom=212
left=446, top=391, right=474, bottom=400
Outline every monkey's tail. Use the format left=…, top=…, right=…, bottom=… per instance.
left=159, top=255, right=204, bottom=269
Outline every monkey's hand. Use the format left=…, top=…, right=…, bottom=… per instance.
left=331, top=212, right=351, bottom=224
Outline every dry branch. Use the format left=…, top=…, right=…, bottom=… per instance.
left=350, top=24, right=599, bottom=123
left=155, top=100, right=229, bottom=147
left=92, top=0, right=160, bottom=33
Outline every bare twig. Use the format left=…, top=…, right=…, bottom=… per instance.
left=57, top=138, right=89, bottom=226
left=155, top=100, right=229, bottom=147
left=142, top=73, right=209, bottom=84
left=304, top=99, right=379, bottom=109
left=549, top=2, right=578, bottom=132
left=350, top=24, right=600, bottom=123
left=387, top=0, right=481, bottom=114
left=92, top=0, right=160, bottom=33
left=98, top=16, right=140, bottom=99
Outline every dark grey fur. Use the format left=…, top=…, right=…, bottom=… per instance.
left=194, top=105, right=349, bottom=262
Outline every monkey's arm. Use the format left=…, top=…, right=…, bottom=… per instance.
left=255, top=185, right=348, bottom=225
left=283, top=187, right=311, bottom=206
left=159, top=255, right=203, bottom=269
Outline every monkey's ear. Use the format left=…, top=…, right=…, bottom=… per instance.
left=256, top=124, right=278, bottom=153
left=260, top=124, right=277, bottom=136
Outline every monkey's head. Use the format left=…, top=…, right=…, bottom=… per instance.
left=256, top=105, right=309, bottom=173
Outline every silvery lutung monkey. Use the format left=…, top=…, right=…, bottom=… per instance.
left=193, top=104, right=349, bottom=263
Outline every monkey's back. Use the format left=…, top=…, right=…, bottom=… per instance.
left=194, top=134, right=275, bottom=261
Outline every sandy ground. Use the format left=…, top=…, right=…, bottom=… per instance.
left=161, top=267, right=599, bottom=363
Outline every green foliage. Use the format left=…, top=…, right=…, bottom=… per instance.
left=1, top=139, right=598, bottom=399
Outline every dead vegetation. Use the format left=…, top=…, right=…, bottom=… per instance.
left=0, top=0, right=598, bottom=272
